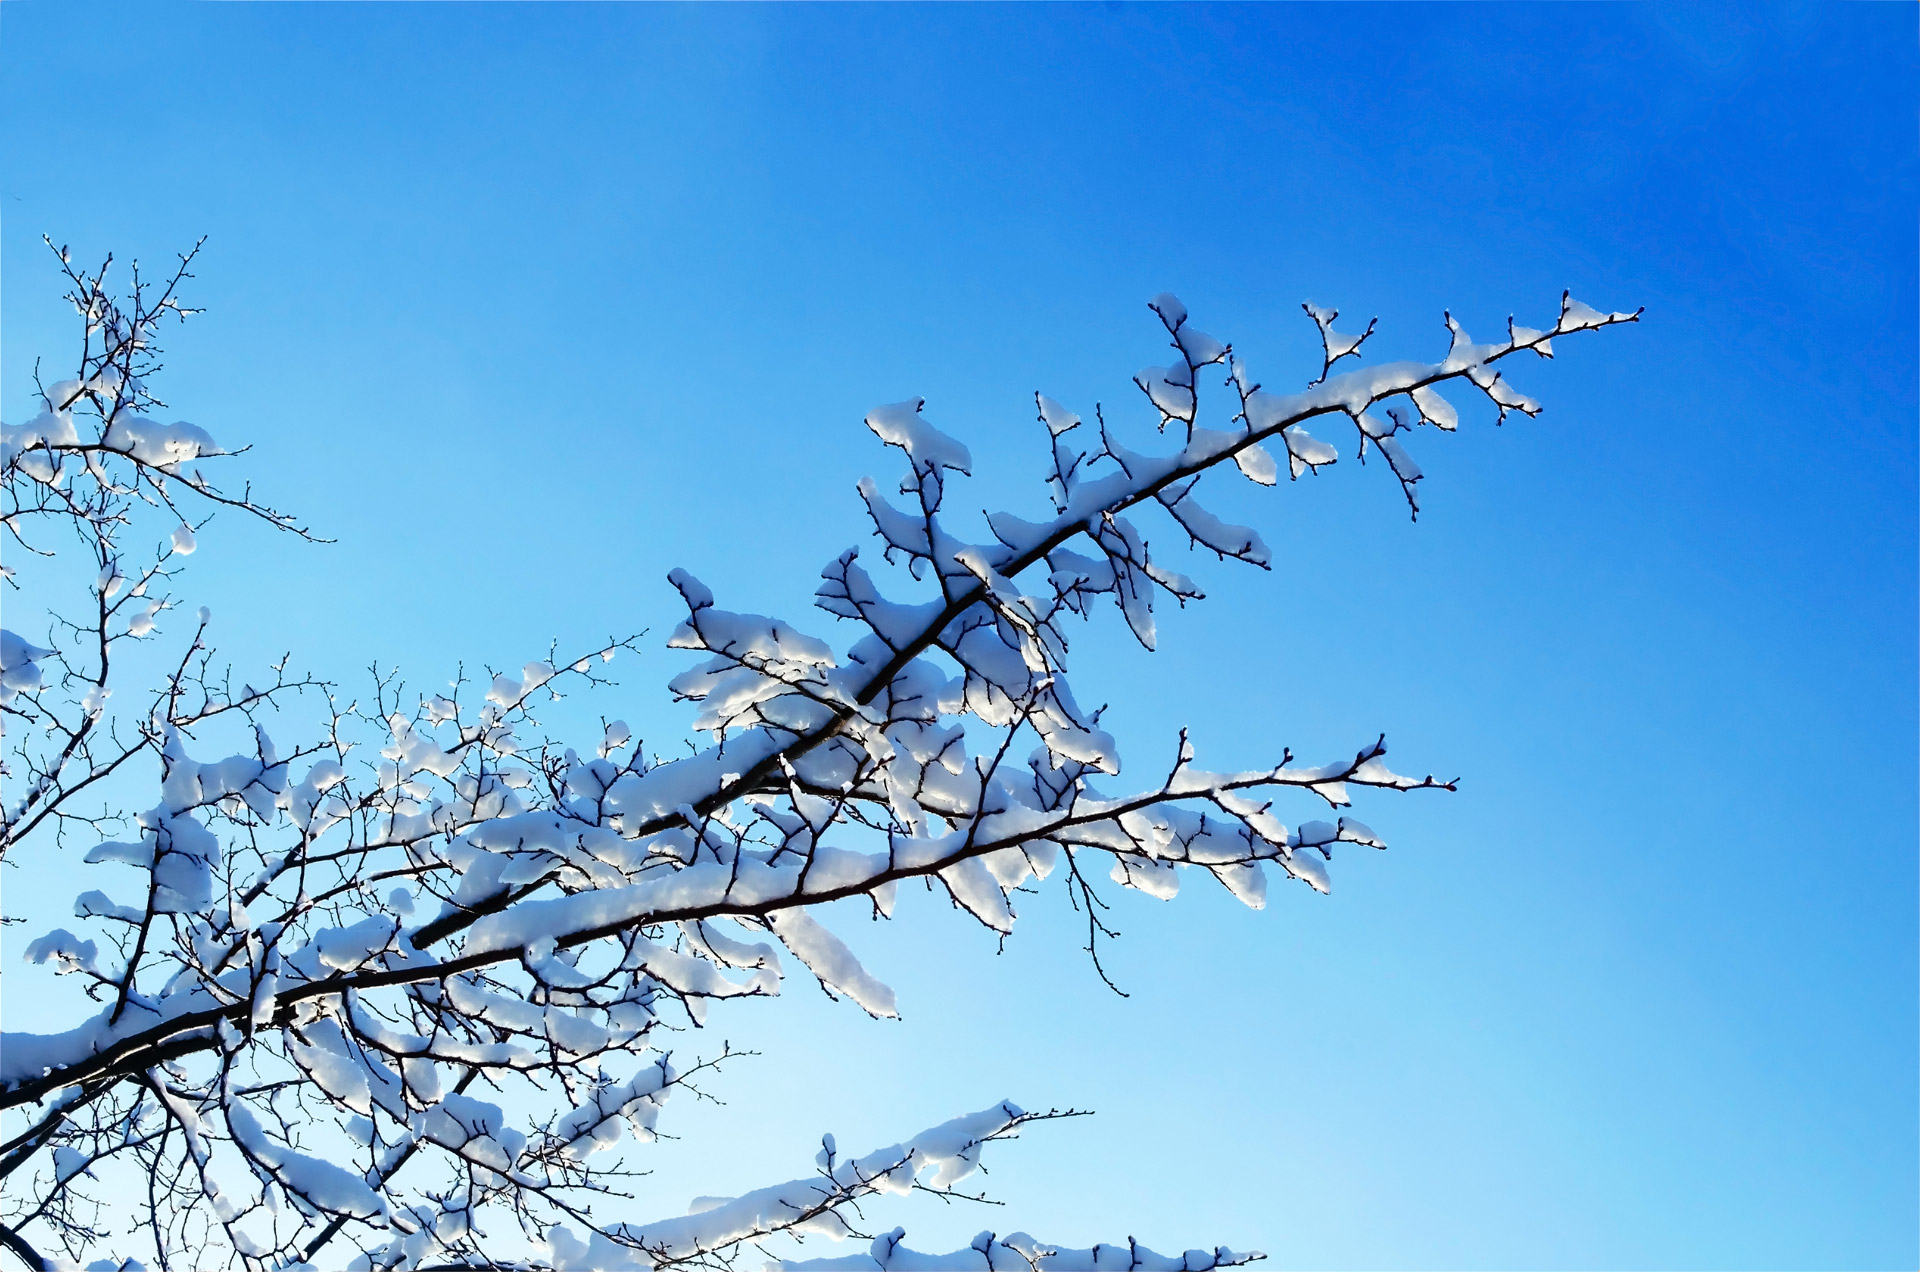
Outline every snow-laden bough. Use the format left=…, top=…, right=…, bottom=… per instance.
left=0, top=246, right=1635, bottom=1270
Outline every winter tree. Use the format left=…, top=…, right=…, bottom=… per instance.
left=0, top=240, right=1636, bottom=1272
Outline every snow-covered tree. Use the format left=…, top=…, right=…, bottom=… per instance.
left=0, top=240, right=1636, bottom=1272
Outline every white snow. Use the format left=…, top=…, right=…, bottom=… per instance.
left=767, top=909, right=899, bottom=1018
left=1, top=284, right=1633, bottom=1269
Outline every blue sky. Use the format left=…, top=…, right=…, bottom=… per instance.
left=3, top=4, right=1915, bottom=1268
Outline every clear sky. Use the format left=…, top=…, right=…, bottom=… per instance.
left=3, top=4, right=1915, bottom=1269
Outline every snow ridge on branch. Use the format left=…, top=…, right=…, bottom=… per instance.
left=1, top=252, right=1635, bottom=1270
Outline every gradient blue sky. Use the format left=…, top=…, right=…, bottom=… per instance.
left=3, top=4, right=1915, bottom=1269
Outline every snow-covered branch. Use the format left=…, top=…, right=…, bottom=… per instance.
left=0, top=254, right=1634, bottom=1270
